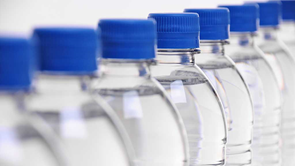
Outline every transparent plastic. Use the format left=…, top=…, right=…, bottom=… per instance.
left=92, top=59, right=189, bottom=166
left=197, top=41, right=254, bottom=166
left=226, top=33, right=282, bottom=166
left=258, top=27, right=295, bottom=166
left=27, top=74, right=132, bottom=166
left=150, top=49, right=227, bottom=166
left=279, top=22, right=295, bottom=54
left=0, top=91, right=65, bottom=166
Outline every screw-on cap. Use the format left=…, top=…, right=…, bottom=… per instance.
left=246, top=1, right=282, bottom=27
left=281, top=0, right=295, bottom=21
left=148, top=13, right=200, bottom=49
left=0, top=37, right=33, bottom=90
left=98, top=19, right=156, bottom=60
left=219, top=4, right=259, bottom=32
left=184, top=8, right=230, bottom=40
left=33, top=28, right=98, bottom=74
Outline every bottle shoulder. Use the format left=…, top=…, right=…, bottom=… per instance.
left=27, top=90, right=93, bottom=110
left=226, top=45, right=265, bottom=62
left=151, top=64, right=209, bottom=86
left=258, top=39, right=286, bottom=53
left=26, top=84, right=116, bottom=128
left=194, top=53, right=234, bottom=70
left=0, top=94, right=64, bottom=166
left=92, top=76, right=166, bottom=96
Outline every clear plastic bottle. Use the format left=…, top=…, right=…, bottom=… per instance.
left=184, top=8, right=254, bottom=166
left=0, top=37, right=65, bottom=166
left=219, top=4, right=283, bottom=166
left=92, top=19, right=189, bottom=166
left=279, top=0, right=295, bottom=54
left=28, top=28, right=133, bottom=166
left=148, top=13, right=227, bottom=166
left=254, top=1, right=295, bottom=166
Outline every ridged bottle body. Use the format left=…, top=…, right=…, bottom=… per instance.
left=92, top=60, right=189, bottom=166
left=151, top=51, right=227, bottom=166
left=226, top=34, right=282, bottom=166
left=0, top=92, right=63, bottom=166
left=258, top=28, right=295, bottom=166
left=27, top=75, right=131, bottom=166
left=198, top=42, right=254, bottom=166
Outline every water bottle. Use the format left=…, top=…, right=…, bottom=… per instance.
left=148, top=13, right=227, bottom=166
left=253, top=1, right=295, bottom=166
left=219, top=4, right=283, bottom=166
left=92, top=19, right=189, bottom=166
left=28, top=28, right=133, bottom=166
left=0, top=37, right=66, bottom=166
left=184, top=8, right=254, bottom=166
left=279, top=0, right=295, bottom=54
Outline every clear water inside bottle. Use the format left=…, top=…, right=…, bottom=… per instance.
left=0, top=93, right=61, bottom=166
left=151, top=52, right=227, bottom=166
left=92, top=60, right=189, bottom=166
left=197, top=42, right=254, bottom=166
left=259, top=29, right=295, bottom=166
left=28, top=75, right=131, bottom=166
left=236, top=58, right=281, bottom=166
left=226, top=34, right=282, bottom=166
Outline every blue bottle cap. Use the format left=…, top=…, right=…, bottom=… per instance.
left=148, top=13, right=200, bottom=49
left=219, top=4, right=259, bottom=32
left=33, top=28, right=98, bottom=74
left=281, top=0, right=295, bottom=21
left=0, top=37, right=33, bottom=90
left=246, top=1, right=281, bottom=27
left=184, top=8, right=230, bottom=40
left=98, top=19, right=156, bottom=60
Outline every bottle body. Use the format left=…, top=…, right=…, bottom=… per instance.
left=198, top=41, right=254, bottom=166
left=0, top=92, right=63, bottom=166
left=226, top=33, right=282, bottom=166
left=150, top=50, right=227, bottom=166
left=92, top=59, right=189, bottom=166
left=258, top=28, right=295, bottom=166
left=27, top=74, right=131, bottom=166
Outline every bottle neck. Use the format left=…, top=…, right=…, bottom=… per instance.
left=35, top=74, right=92, bottom=93
left=259, top=27, right=279, bottom=41
left=199, top=40, right=227, bottom=55
left=99, top=59, right=153, bottom=78
left=279, top=21, right=295, bottom=41
left=281, top=21, right=295, bottom=31
left=229, top=32, right=255, bottom=47
left=156, top=48, right=200, bottom=64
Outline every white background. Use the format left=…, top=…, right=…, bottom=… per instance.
left=0, top=0, right=267, bottom=37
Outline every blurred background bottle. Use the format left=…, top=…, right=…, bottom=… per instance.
left=0, top=37, right=66, bottom=166
left=250, top=1, right=295, bottom=165
left=279, top=0, right=295, bottom=55
left=279, top=1, right=295, bottom=165
left=220, top=4, right=283, bottom=166
left=148, top=13, right=227, bottom=166
left=92, top=19, right=189, bottom=166
left=184, top=8, right=254, bottom=166
left=28, top=28, right=133, bottom=166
